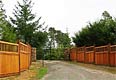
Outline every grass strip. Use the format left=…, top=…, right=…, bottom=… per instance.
left=36, top=67, right=48, bottom=79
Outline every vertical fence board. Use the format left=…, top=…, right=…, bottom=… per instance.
left=85, top=46, right=94, bottom=63
left=70, top=48, right=77, bottom=61
left=77, top=47, right=85, bottom=62
left=110, top=45, right=116, bottom=66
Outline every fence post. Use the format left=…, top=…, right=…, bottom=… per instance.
left=17, top=40, right=21, bottom=75
left=108, top=43, right=111, bottom=66
left=84, top=46, right=86, bottom=63
left=76, top=47, right=78, bottom=62
left=28, top=44, right=32, bottom=69
left=93, top=45, right=95, bottom=64
left=69, top=48, right=71, bottom=61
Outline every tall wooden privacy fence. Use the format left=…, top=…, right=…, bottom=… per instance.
left=67, top=44, right=116, bottom=67
left=0, top=41, right=32, bottom=77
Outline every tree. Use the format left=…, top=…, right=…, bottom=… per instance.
left=10, top=0, right=42, bottom=44
left=55, top=30, right=71, bottom=48
left=48, top=27, right=56, bottom=48
left=10, top=0, right=48, bottom=59
left=46, top=27, right=71, bottom=60
left=73, top=11, right=116, bottom=47
left=0, top=0, right=16, bottom=42
left=31, top=31, right=48, bottom=59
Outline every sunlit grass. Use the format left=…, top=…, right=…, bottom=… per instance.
left=36, top=67, right=48, bottom=79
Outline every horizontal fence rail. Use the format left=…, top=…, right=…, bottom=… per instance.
left=0, top=40, right=32, bottom=77
left=67, top=44, right=116, bottom=67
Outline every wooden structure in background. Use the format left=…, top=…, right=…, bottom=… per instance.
left=64, top=49, right=70, bottom=61
left=31, top=48, right=36, bottom=62
left=0, top=41, right=32, bottom=77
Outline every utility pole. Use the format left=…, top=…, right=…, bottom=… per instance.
left=66, top=27, right=69, bottom=35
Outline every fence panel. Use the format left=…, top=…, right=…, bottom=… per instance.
left=0, top=41, right=19, bottom=77
left=95, top=45, right=109, bottom=65
left=85, top=46, right=94, bottom=63
left=77, top=47, right=85, bottom=62
left=70, top=48, right=77, bottom=61
left=110, top=45, right=116, bottom=66
left=68, top=44, right=116, bottom=67
left=19, top=42, right=31, bottom=71
left=0, top=41, right=32, bottom=78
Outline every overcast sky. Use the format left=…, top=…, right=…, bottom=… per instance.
left=3, top=0, right=116, bottom=37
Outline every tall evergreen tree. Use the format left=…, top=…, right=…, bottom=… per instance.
left=10, top=0, right=42, bottom=44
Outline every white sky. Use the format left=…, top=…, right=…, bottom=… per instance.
left=3, top=0, right=116, bottom=37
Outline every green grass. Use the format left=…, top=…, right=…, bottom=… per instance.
left=36, top=67, right=48, bottom=79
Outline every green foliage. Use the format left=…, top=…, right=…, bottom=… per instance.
left=45, top=27, right=71, bottom=60
left=31, top=31, right=48, bottom=48
left=36, top=67, right=48, bottom=79
left=48, top=27, right=71, bottom=48
left=55, top=30, right=71, bottom=48
left=48, top=27, right=56, bottom=48
left=73, top=11, right=116, bottom=46
left=10, top=0, right=43, bottom=44
left=1, top=22, right=16, bottom=42
left=44, top=48, right=65, bottom=60
left=9, top=0, right=48, bottom=59
left=0, top=0, right=16, bottom=42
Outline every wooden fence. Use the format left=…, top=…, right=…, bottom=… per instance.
left=85, top=46, right=94, bottom=64
left=70, top=48, right=77, bottom=61
left=77, top=47, right=85, bottom=62
left=0, top=41, right=32, bottom=77
left=68, top=44, right=116, bottom=67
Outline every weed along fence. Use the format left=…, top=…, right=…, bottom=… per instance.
left=69, top=44, right=116, bottom=67
left=0, top=41, right=32, bottom=77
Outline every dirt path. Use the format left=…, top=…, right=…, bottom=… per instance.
left=41, top=60, right=116, bottom=80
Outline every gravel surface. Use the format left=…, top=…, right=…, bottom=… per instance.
left=41, top=60, right=116, bottom=80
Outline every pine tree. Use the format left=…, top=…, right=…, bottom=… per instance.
left=10, top=0, right=42, bottom=43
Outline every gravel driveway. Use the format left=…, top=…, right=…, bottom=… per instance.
left=41, top=60, right=116, bottom=80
